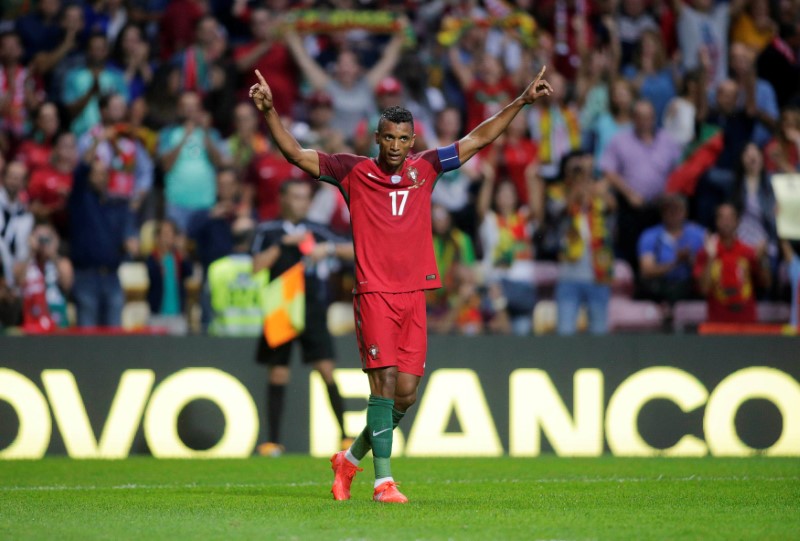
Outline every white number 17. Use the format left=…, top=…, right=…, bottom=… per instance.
left=389, top=190, right=409, bottom=216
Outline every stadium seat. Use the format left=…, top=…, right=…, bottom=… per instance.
left=121, top=301, right=150, bottom=330
left=532, top=299, right=588, bottom=335
left=328, top=301, right=355, bottom=336
left=612, top=259, right=635, bottom=298
left=672, top=300, right=707, bottom=332
left=608, top=297, right=664, bottom=332
left=533, top=261, right=559, bottom=299
left=118, top=262, right=149, bottom=301
left=756, top=302, right=791, bottom=323
left=139, top=219, right=157, bottom=256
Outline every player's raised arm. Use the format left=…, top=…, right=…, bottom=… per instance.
left=249, top=69, right=321, bottom=178
left=456, top=66, right=553, bottom=165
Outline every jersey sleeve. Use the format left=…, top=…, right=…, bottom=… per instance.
left=317, top=151, right=365, bottom=196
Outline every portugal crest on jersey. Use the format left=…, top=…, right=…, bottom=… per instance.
left=406, top=166, right=426, bottom=189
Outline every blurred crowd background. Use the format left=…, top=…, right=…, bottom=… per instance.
left=1, top=0, right=799, bottom=337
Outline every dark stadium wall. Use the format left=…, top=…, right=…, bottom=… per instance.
left=1, top=336, right=799, bottom=459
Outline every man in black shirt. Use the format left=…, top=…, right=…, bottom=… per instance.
left=251, top=179, right=354, bottom=456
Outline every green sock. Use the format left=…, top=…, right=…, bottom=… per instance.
left=349, top=406, right=407, bottom=461
left=367, top=395, right=394, bottom=479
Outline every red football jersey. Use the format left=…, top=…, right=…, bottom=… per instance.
left=317, top=146, right=461, bottom=294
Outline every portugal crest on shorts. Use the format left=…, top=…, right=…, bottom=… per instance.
left=368, top=344, right=380, bottom=360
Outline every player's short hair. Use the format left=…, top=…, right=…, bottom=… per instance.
left=377, top=106, right=414, bottom=133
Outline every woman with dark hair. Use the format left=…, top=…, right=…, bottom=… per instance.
left=111, top=22, right=154, bottom=102
left=733, top=142, right=779, bottom=289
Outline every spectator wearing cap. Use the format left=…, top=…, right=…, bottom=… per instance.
left=283, top=22, right=406, bottom=141
left=638, top=194, right=706, bottom=305
left=353, top=76, right=428, bottom=157
left=296, top=90, right=348, bottom=155
left=233, top=6, right=299, bottom=117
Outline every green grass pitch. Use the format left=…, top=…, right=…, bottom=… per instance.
left=1, top=456, right=798, bottom=540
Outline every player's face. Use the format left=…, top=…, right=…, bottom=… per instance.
left=375, top=121, right=415, bottom=171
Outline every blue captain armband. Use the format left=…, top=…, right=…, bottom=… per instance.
left=437, top=144, right=461, bottom=172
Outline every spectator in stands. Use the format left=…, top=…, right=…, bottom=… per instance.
left=756, top=17, right=800, bottom=108
left=292, top=90, right=349, bottom=155
left=14, top=223, right=72, bottom=332
left=489, top=114, right=542, bottom=209
left=638, top=194, right=706, bottom=305
left=144, top=64, right=181, bottom=130
left=764, top=107, right=800, bottom=174
left=283, top=22, right=406, bottom=141
left=233, top=6, right=299, bottom=116
left=427, top=204, right=481, bottom=335
left=663, top=68, right=707, bottom=146
left=0, top=161, right=33, bottom=288
left=0, top=260, right=21, bottom=328
left=158, top=0, right=208, bottom=62
left=0, top=30, right=42, bottom=145
left=171, top=15, right=225, bottom=97
left=675, top=0, right=743, bottom=87
left=157, top=91, right=227, bottom=230
left=68, top=143, right=138, bottom=327
left=245, top=144, right=310, bottom=224
left=782, top=240, right=800, bottom=328
left=694, top=79, right=757, bottom=228
left=226, top=102, right=269, bottom=177
left=449, top=43, right=520, bottom=134
left=588, top=78, right=635, bottom=171
left=146, top=219, right=193, bottom=323
left=730, top=0, right=777, bottom=53
left=78, top=93, right=153, bottom=205
left=527, top=70, right=582, bottom=181
left=554, top=151, right=616, bottom=335
left=693, top=202, right=770, bottom=323
left=111, top=23, right=154, bottom=102
left=623, top=29, right=679, bottom=124
left=62, top=31, right=128, bottom=137
left=733, top=143, right=779, bottom=280
left=601, top=98, right=682, bottom=272
left=14, top=0, right=62, bottom=62
left=84, top=0, right=129, bottom=44
left=430, top=106, right=481, bottom=236
left=27, top=131, right=78, bottom=232
left=15, top=101, right=61, bottom=173
left=477, top=163, right=538, bottom=336
left=725, top=41, right=779, bottom=146
left=188, top=167, right=251, bottom=273
left=29, top=3, right=85, bottom=101
left=616, top=0, right=659, bottom=67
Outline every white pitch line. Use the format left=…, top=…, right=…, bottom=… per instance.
left=1, top=476, right=797, bottom=493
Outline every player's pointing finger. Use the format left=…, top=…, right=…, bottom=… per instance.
left=535, top=65, right=546, bottom=81
left=255, top=69, right=267, bottom=86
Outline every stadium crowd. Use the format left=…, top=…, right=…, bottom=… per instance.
left=0, top=0, right=799, bottom=336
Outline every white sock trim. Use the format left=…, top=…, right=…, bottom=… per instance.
left=374, top=476, right=394, bottom=489
left=344, top=449, right=360, bottom=466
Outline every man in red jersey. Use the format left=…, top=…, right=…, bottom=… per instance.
left=250, top=67, right=552, bottom=503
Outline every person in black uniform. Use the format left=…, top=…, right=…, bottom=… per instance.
left=251, top=179, right=354, bottom=456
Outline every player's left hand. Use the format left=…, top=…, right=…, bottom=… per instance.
left=522, top=66, right=553, bottom=104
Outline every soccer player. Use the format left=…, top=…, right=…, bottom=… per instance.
left=249, top=66, right=553, bottom=503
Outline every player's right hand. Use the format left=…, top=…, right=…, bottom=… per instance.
left=249, top=69, right=273, bottom=113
